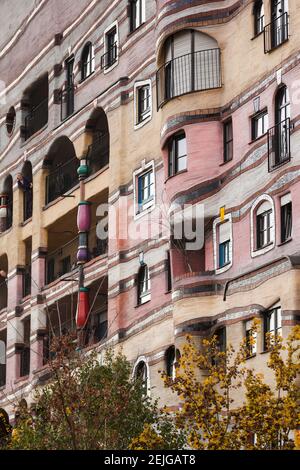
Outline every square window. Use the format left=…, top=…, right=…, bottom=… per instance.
left=251, top=110, right=268, bottom=141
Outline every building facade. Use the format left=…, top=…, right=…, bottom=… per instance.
left=0, top=0, right=300, bottom=421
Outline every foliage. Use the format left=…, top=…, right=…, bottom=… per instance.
left=6, top=335, right=157, bottom=450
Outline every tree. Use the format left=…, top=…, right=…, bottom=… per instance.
left=5, top=335, right=157, bottom=450
left=131, top=324, right=300, bottom=450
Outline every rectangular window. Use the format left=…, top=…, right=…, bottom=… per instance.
left=223, top=119, right=233, bottom=162
left=216, top=327, right=226, bottom=353
left=257, top=210, right=272, bottom=249
left=245, top=320, right=257, bottom=357
left=219, top=240, right=230, bottom=268
left=137, top=170, right=154, bottom=211
left=168, top=133, right=187, bottom=177
left=130, top=0, right=145, bottom=32
left=264, top=307, right=282, bottom=350
left=251, top=110, right=268, bottom=140
left=254, top=1, right=265, bottom=36
left=101, top=26, right=118, bottom=70
left=137, top=84, right=151, bottom=124
left=20, top=317, right=30, bottom=377
left=47, top=258, right=55, bottom=284
left=280, top=195, right=292, bottom=243
left=166, top=250, right=172, bottom=292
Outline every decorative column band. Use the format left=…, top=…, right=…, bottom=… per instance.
left=76, top=287, right=90, bottom=328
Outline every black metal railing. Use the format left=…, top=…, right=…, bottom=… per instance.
left=267, top=118, right=291, bottom=171
left=157, top=48, right=221, bottom=108
left=23, top=267, right=31, bottom=298
left=45, top=157, right=79, bottom=205
left=60, top=85, right=74, bottom=121
left=20, top=347, right=30, bottom=377
left=264, top=12, right=289, bottom=53
left=23, top=189, right=33, bottom=222
left=86, top=132, right=109, bottom=174
left=46, top=237, right=78, bottom=285
left=101, top=43, right=118, bottom=70
left=24, top=98, right=48, bottom=140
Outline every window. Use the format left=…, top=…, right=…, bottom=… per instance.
left=134, top=360, right=148, bottom=394
left=135, top=82, right=151, bottom=125
left=257, top=209, right=272, bottom=249
left=129, top=0, right=146, bottom=32
left=264, top=306, right=282, bottom=350
left=81, top=43, right=95, bottom=81
left=137, top=170, right=154, bottom=211
left=60, top=256, right=71, bottom=276
left=268, top=86, right=290, bottom=170
left=168, top=133, right=187, bottom=177
left=61, top=56, right=74, bottom=120
left=223, top=119, right=233, bottom=162
left=20, top=317, right=30, bottom=377
left=251, top=196, right=275, bottom=256
left=215, top=328, right=226, bottom=353
left=165, top=346, right=180, bottom=379
left=213, top=215, right=232, bottom=273
left=280, top=194, right=292, bottom=243
left=251, top=110, right=268, bottom=140
left=6, top=107, right=16, bottom=136
left=137, top=264, right=150, bottom=305
left=102, top=25, right=118, bottom=71
left=22, top=74, right=48, bottom=141
left=166, top=250, right=172, bottom=292
left=253, top=0, right=265, bottom=36
left=245, top=320, right=257, bottom=357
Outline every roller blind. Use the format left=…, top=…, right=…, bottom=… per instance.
left=219, top=221, right=231, bottom=243
left=280, top=193, right=291, bottom=206
left=257, top=200, right=272, bottom=215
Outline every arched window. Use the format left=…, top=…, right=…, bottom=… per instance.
left=271, top=85, right=291, bottom=169
left=81, top=42, right=95, bottom=80
left=22, top=74, right=48, bottom=141
left=253, top=1, right=265, bottom=36
left=85, top=108, right=110, bottom=174
left=134, top=359, right=149, bottom=394
left=158, top=30, right=221, bottom=107
left=137, top=264, right=150, bottom=305
left=0, top=176, right=13, bottom=232
left=251, top=195, right=275, bottom=257
left=165, top=346, right=180, bottom=379
left=270, top=0, right=288, bottom=47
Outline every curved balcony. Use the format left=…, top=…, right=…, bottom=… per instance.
left=157, top=48, right=221, bottom=109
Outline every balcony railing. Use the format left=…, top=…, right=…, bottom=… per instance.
left=60, top=85, right=74, bottom=121
left=157, top=48, right=221, bottom=108
left=267, top=118, right=291, bottom=171
left=45, top=156, right=79, bottom=205
left=23, top=267, right=31, bottom=298
left=264, top=12, right=289, bottom=53
left=86, top=132, right=109, bottom=174
left=101, top=43, right=118, bottom=70
left=24, top=98, right=48, bottom=140
left=46, top=237, right=78, bottom=285
left=91, top=237, right=108, bottom=258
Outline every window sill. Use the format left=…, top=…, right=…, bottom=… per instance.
left=219, top=158, right=233, bottom=167
left=127, top=22, right=146, bottom=38
left=246, top=353, right=257, bottom=360
left=278, top=237, right=292, bottom=247
left=79, top=71, right=95, bottom=84
left=254, top=241, right=273, bottom=252
left=14, top=375, right=29, bottom=384
left=248, top=132, right=267, bottom=145
left=135, top=299, right=151, bottom=308
left=165, top=168, right=188, bottom=183
left=251, top=31, right=264, bottom=41
left=21, top=217, right=32, bottom=227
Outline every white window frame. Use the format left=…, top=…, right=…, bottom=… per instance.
left=134, top=79, right=152, bottom=129
left=103, top=21, right=119, bottom=74
left=251, top=194, right=275, bottom=258
left=130, top=0, right=146, bottom=31
left=133, top=160, right=155, bottom=219
left=132, top=356, right=151, bottom=396
left=137, top=264, right=151, bottom=305
left=213, top=214, right=233, bottom=274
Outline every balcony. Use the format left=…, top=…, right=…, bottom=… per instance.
left=86, top=132, right=109, bottom=175
left=157, top=48, right=221, bottom=108
left=101, top=43, right=118, bottom=70
left=60, top=85, right=74, bottom=121
left=46, top=237, right=78, bottom=285
left=264, top=13, right=289, bottom=53
left=45, top=156, right=79, bottom=205
left=24, top=98, right=48, bottom=140
left=267, top=118, right=291, bottom=171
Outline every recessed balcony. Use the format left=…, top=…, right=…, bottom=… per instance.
left=157, top=48, right=221, bottom=109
